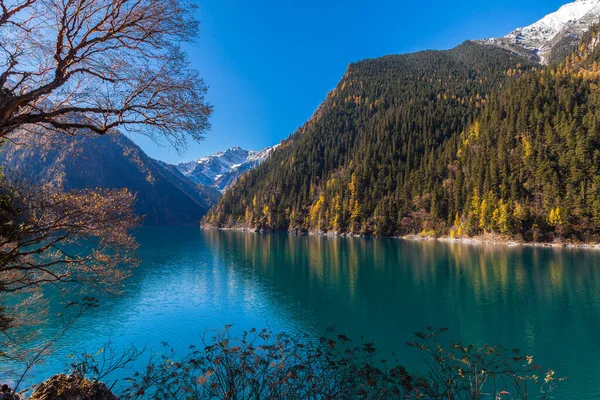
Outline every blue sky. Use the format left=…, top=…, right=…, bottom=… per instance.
left=132, top=0, right=569, bottom=164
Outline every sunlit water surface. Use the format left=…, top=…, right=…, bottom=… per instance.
left=6, top=228, right=600, bottom=398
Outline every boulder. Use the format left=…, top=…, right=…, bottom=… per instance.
left=29, top=374, right=118, bottom=400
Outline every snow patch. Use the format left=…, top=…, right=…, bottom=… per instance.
left=175, top=144, right=279, bottom=192
left=484, top=0, right=600, bottom=63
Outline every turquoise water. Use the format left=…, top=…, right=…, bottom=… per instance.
left=7, top=228, right=600, bottom=398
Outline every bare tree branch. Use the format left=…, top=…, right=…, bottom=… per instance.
left=0, top=0, right=212, bottom=150
left=0, top=179, right=141, bottom=294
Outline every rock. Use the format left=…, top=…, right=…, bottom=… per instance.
left=29, top=374, right=118, bottom=400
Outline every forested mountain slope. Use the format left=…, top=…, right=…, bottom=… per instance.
left=204, top=41, right=538, bottom=235
left=207, top=24, right=600, bottom=242
left=1, top=132, right=220, bottom=226
left=448, top=26, right=600, bottom=241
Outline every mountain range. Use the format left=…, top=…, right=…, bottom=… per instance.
left=205, top=0, right=600, bottom=242
left=176, top=145, right=278, bottom=192
left=0, top=130, right=277, bottom=225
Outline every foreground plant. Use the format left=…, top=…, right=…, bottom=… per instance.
left=407, top=327, right=566, bottom=400
left=58, top=326, right=564, bottom=400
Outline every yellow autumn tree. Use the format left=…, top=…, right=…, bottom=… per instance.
left=548, top=207, right=565, bottom=227
left=522, top=136, right=533, bottom=160
left=244, top=206, right=252, bottom=226
left=450, top=213, right=462, bottom=238
left=349, top=173, right=357, bottom=199
left=289, top=208, right=297, bottom=229
left=350, top=200, right=361, bottom=233
left=479, top=199, right=490, bottom=231
left=479, top=193, right=496, bottom=232
left=513, top=202, right=528, bottom=223
left=469, top=190, right=481, bottom=232
left=348, top=173, right=362, bottom=233
left=469, top=121, right=481, bottom=139
left=493, top=200, right=510, bottom=233
left=310, top=195, right=326, bottom=230
left=332, top=193, right=343, bottom=232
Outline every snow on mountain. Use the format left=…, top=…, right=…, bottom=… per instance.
left=176, top=145, right=279, bottom=192
left=482, top=0, right=600, bottom=63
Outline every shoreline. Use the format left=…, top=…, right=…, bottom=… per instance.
left=400, top=234, right=600, bottom=251
left=201, top=226, right=600, bottom=250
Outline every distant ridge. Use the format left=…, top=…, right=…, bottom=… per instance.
left=0, top=132, right=220, bottom=226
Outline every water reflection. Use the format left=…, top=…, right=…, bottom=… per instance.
left=201, top=231, right=600, bottom=398
left=9, top=229, right=600, bottom=398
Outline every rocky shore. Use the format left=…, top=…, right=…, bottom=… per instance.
left=202, top=226, right=600, bottom=250
left=401, top=233, right=600, bottom=250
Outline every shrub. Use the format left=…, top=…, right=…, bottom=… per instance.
left=63, top=326, right=563, bottom=400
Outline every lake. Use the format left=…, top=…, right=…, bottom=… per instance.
left=8, top=228, right=600, bottom=398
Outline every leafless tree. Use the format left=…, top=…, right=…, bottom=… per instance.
left=0, top=0, right=210, bottom=304
left=0, top=0, right=212, bottom=148
left=0, top=0, right=212, bottom=386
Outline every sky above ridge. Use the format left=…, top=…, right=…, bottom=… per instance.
left=131, top=0, right=570, bottom=164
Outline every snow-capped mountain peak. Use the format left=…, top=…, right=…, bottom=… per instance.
left=483, top=0, right=600, bottom=63
left=176, top=145, right=279, bottom=193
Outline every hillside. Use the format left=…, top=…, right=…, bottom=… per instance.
left=446, top=25, right=600, bottom=242
left=206, top=16, right=600, bottom=242
left=204, top=41, right=538, bottom=234
left=0, top=132, right=220, bottom=226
